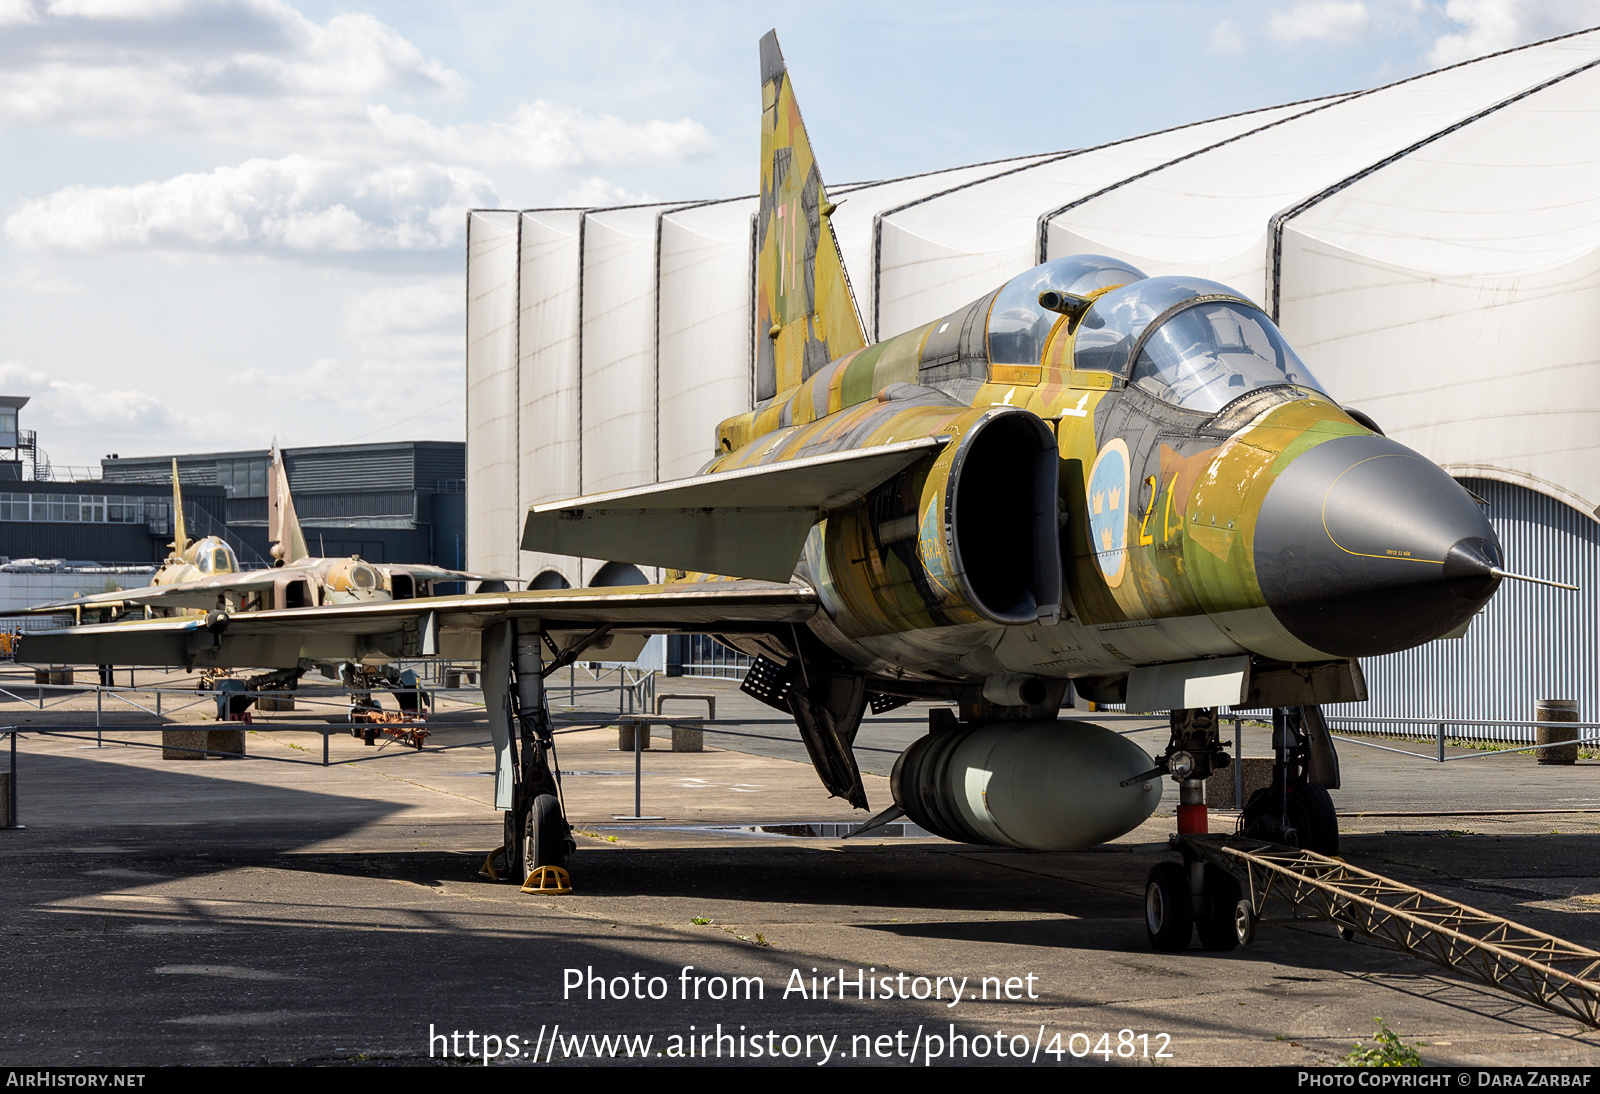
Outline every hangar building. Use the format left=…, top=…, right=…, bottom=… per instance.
left=465, top=28, right=1600, bottom=725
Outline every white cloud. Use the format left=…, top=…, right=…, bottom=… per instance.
left=1209, top=19, right=1248, bottom=54
left=45, top=0, right=201, bottom=16
left=0, top=359, right=237, bottom=466
left=343, top=277, right=460, bottom=380
left=560, top=177, right=658, bottom=207
left=5, top=155, right=498, bottom=253
left=0, top=0, right=714, bottom=257
left=0, top=266, right=83, bottom=293
left=1, top=0, right=462, bottom=135
left=345, top=278, right=456, bottom=338
left=365, top=102, right=713, bottom=173
left=1269, top=1, right=1374, bottom=44
left=0, top=0, right=39, bottom=25
left=0, top=0, right=709, bottom=165
left=1427, top=0, right=1600, bottom=66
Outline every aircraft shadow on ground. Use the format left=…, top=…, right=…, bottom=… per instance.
left=1337, top=831, right=1600, bottom=946
left=8, top=749, right=1600, bottom=999
left=1, top=747, right=409, bottom=864
left=5, top=843, right=1580, bottom=1065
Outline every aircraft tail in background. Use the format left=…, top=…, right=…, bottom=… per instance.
left=167, top=458, right=188, bottom=560
left=267, top=447, right=309, bottom=565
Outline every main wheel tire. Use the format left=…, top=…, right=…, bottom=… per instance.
left=1195, top=864, right=1242, bottom=952
left=503, top=808, right=525, bottom=881
left=1145, top=861, right=1194, bottom=952
left=1287, top=783, right=1339, bottom=856
left=523, top=793, right=570, bottom=877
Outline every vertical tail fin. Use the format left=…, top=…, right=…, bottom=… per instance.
left=267, top=447, right=309, bottom=564
left=168, top=458, right=189, bottom=560
left=756, top=30, right=866, bottom=403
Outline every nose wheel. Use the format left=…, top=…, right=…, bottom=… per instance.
left=1147, top=859, right=1249, bottom=952
left=1145, top=862, right=1193, bottom=951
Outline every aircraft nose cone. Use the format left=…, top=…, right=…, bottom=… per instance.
left=1253, top=434, right=1502, bottom=657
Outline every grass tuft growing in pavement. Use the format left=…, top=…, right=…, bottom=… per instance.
left=1342, top=1018, right=1421, bottom=1067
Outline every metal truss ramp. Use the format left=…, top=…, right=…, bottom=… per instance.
left=1183, top=835, right=1600, bottom=1026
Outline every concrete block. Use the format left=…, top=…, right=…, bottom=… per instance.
left=617, top=717, right=651, bottom=751
left=1204, top=757, right=1274, bottom=810
left=162, top=729, right=209, bottom=760
left=208, top=728, right=246, bottom=759
left=161, top=728, right=247, bottom=760
left=256, top=695, right=295, bottom=712
left=670, top=721, right=704, bottom=753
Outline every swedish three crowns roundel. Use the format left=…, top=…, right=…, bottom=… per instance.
left=1086, top=438, right=1131, bottom=588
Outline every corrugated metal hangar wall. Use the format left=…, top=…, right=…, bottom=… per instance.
left=467, top=28, right=1600, bottom=720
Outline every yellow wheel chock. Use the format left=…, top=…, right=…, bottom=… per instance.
left=521, top=866, right=573, bottom=895
left=477, top=849, right=505, bottom=882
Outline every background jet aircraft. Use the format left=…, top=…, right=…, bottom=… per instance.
left=22, top=33, right=1533, bottom=926
left=31, top=448, right=499, bottom=621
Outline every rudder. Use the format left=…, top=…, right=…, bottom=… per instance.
left=757, top=30, right=866, bottom=403
left=267, top=447, right=309, bottom=564
left=168, top=458, right=188, bottom=560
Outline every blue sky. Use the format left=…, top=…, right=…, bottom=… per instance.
left=0, top=0, right=1595, bottom=470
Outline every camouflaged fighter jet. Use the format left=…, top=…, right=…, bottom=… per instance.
left=32, top=448, right=497, bottom=624
left=22, top=32, right=1538, bottom=917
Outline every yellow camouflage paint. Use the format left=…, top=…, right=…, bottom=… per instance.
left=1181, top=397, right=1367, bottom=617
left=756, top=31, right=865, bottom=401
left=713, top=47, right=1383, bottom=645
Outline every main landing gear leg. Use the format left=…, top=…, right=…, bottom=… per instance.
left=1239, top=706, right=1340, bottom=855
left=510, top=622, right=573, bottom=883
left=483, top=623, right=574, bottom=886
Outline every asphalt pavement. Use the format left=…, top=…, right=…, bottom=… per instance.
left=2, top=667, right=1599, bottom=1067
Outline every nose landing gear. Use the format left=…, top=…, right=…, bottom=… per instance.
left=1144, top=704, right=1341, bottom=952
left=1145, top=857, right=1247, bottom=952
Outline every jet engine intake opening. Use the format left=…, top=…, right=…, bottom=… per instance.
left=275, top=577, right=312, bottom=609
left=949, top=410, right=1061, bottom=624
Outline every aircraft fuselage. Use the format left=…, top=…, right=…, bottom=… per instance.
left=705, top=255, right=1501, bottom=702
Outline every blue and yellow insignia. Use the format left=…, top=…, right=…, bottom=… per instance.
left=1087, top=438, right=1130, bottom=588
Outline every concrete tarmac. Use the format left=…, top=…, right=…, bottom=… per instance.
left=2, top=669, right=1600, bottom=1067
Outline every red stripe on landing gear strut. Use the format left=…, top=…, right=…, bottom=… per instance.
left=1178, top=803, right=1208, bottom=835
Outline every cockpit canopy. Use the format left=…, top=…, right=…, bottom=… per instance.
left=986, top=254, right=1148, bottom=366
left=191, top=537, right=238, bottom=576
left=1073, top=276, right=1325, bottom=413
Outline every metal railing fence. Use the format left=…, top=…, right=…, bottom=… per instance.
left=1324, top=715, right=1600, bottom=763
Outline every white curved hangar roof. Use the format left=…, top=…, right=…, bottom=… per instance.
left=466, top=27, right=1600, bottom=579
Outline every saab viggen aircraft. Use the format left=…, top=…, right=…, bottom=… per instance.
left=24, top=33, right=1527, bottom=950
